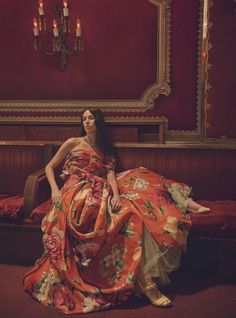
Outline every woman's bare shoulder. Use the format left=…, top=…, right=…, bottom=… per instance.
left=65, top=137, right=83, bottom=145
left=63, top=137, right=84, bottom=151
left=58, top=137, right=82, bottom=152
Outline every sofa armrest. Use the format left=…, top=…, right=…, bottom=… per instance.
left=23, top=168, right=51, bottom=218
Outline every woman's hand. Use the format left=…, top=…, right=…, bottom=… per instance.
left=51, top=189, right=62, bottom=205
left=111, top=195, right=123, bottom=212
left=107, top=169, right=123, bottom=212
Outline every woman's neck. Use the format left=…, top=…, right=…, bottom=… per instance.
left=84, top=134, right=96, bottom=147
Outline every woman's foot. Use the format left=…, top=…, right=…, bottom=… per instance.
left=189, top=206, right=210, bottom=214
left=187, top=199, right=210, bottom=214
left=139, top=282, right=172, bottom=308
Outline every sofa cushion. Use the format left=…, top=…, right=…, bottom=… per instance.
left=190, top=200, right=236, bottom=239
left=28, top=199, right=236, bottom=239
left=26, top=198, right=52, bottom=225
left=0, top=194, right=24, bottom=221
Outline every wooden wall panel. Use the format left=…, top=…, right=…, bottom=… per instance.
left=25, top=125, right=138, bottom=142
left=0, top=145, right=46, bottom=194
left=115, top=148, right=236, bottom=201
left=0, top=125, right=25, bottom=140
left=25, top=125, right=80, bottom=141
left=0, top=124, right=142, bottom=143
left=0, top=142, right=235, bottom=201
left=51, top=144, right=236, bottom=200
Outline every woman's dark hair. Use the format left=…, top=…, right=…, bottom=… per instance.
left=80, top=108, right=114, bottom=155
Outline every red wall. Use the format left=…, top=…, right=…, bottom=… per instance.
left=0, top=0, right=235, bottom=139
left=205, top=0, right=236, bottom=139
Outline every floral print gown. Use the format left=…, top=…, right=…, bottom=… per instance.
left=23, top=149, right=191, bottom=314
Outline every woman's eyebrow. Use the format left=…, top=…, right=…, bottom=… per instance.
left=82, top=115, right=94, bottom=120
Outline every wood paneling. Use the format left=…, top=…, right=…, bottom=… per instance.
left=115, top=148, right=236, bottom=200
left=0, top=125, right=25, bottom=140
left=0, top=123, right=164, bottom=143
left=28, top=143, right=236, bottom=201
left=0, top=144, right=48, bottom=194
left=0, top=141, right=235, bottom=200
left=25, top=125, right=80, bottom=141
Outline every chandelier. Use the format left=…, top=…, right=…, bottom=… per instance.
left=33, top=0, right=82, bottom=71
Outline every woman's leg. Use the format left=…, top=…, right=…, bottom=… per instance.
left=136, top=227, right=174, bottom=307
left=186, top=198, right=210, bottom=213
left=137, top=264, right=172, bottom=307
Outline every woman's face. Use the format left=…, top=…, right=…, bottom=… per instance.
left=82, top=110, right=96, bottom=134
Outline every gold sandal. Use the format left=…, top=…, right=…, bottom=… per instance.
left=139, top=283, right=172, bottom=308
left=151, top=294, right=172, bottom=307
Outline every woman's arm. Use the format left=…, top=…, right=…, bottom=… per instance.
left=107, top=169, right=123, bottom=211
left=45, top=138, right=78, bottom=203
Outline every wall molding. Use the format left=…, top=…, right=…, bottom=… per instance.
left=0, top=0, right=171, bottom=118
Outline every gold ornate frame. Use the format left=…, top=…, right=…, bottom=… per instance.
left=0, top=0, right=171, bottom=120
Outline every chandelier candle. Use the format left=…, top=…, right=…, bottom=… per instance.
left=32, top=0, right=82, bottom=71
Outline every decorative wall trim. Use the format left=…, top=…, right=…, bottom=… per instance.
left=203, top=0, right=212, bottom=138
left=0, top=0, right=171, bottom=119
left=0, top=115, right=167, bottom=124
left=203, top=0, right=236, bottom=143
left=167, top=0, right=206, bottom=141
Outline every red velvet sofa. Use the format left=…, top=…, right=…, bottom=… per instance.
left=0, top=143, right=236, bottom=279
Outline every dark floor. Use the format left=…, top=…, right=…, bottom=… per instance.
left=1, top=264, right=236, bottom=318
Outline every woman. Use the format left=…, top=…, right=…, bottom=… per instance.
left=23, top=108, right=209, bottom=314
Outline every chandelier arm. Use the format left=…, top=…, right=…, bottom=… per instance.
left=41, top=49, right=58, bottom=56
left=65, top=49, right=77, bottom=56
left=33, top=2, right=82, bottom=71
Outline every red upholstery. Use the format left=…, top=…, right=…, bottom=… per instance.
left=28, top=199, right=236, bottom=239
left=26, top=199, right=52, bottom=225
left=0, top=194, right=24, bottom=221
left=190, top=200, right=236, bottom=239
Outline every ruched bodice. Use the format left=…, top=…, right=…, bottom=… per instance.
left=61, top=150, right=109, bottom=180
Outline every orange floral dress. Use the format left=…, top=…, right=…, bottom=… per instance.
left=23, top=150, right=191, bottom=314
